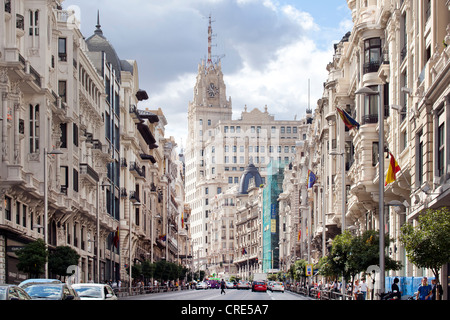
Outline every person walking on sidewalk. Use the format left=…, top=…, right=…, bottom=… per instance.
left=220, top=279, right=226, bottom=295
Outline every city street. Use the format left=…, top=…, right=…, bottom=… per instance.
left=120, top=288, right=314, bottom=300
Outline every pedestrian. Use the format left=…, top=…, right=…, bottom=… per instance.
left=391, top=277, right=401, bottom=300
left=359, top=278, right=368, bottom=300
left=353, top=280, right=360, bottom=300
left=430, top=279, right=443, bottom=300
left=416, top=277, right=432, bottom=300
left=220, top=279, right=226, bottom=295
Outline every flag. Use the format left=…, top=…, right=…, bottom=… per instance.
left=385, top=152, right=401, bottom=186
left=112, top=227, right=119, bottom=248
left=336, top=107, right=360, bottom=130
left=307, top=170, right=317, bottom=188
left=181, top=211, right=185, bottom=229
left=297, top=229, right=301, bottom=241
left=242, top=248, right=247, bottom=255
left=159, top=234, right=166, bottom=241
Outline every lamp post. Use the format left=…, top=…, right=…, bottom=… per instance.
left=43, top=148, right=63, bottom=278
left=96, top=182, right=111, bottom=283
left=355, top=84, right=385, bottom=295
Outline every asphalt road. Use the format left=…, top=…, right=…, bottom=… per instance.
left=120, top=288, right=314, bottom=300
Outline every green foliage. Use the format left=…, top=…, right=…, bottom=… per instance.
left=131, top=260, right=187, bottom=282
left=288, top=259, right=308, bottom=282
left=16, top=239, right=47, bottom=278
left=318, top=230, right=402, bottom=282
left=400, top=207, right=450, bottom=281
left=48, top=246, right=80, bottom=278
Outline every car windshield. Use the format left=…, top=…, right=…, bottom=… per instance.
left=25, top=285, right=62, bottom=300
left=0, top=287, right=6, bottom=300
left=73, top=286, right=102, bottom=298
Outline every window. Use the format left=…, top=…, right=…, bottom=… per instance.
left=73, top=168, right=79, bottom=192
left=73, top=123, right=78, bottom=147
left=363, top=85, right=379, bottom=124
left=281, top=127, right=285, bottom=134
left=29, top=104, right=39, bottom=153
left=60, top=123, right=67, bottom=148
left=5, top=196, right=12, bottom=221
left=417, top=132, right=424, bottom=186
left=438, top=123, right=445, bottom=177
left=58, top=80, right=67, bottom=103
left=401, top=13, right=407, bottom=62
left=364, top=38, right=382, bottom=74
left=29, top=10, right=39, bottom=36
left=58, top=38, right=67, bottom=61
left=372, top=142, right=379, bottom=166
left=60, top=166, right=68, bottom=194
left=22, top=204, right=27, bottom=227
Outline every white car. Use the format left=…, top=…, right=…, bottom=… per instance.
left=71, top=283, right=118, bottom=300
left=271, top=281, right=285, bottom=292
left=196, top=282, right=208, bottom=290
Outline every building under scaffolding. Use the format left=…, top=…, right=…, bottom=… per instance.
left=262, top=161, right=285, bottom=273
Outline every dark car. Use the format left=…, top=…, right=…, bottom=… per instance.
left=207, top=280, right=219, bottom=289
left=252, top=281, right=267, bottom=292
left=23, top=283, right=80, bottom=300
left=0, top=284, right=32, bottom=300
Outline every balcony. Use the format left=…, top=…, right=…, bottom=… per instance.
left=79, top=163, right=99, bottom=184
left=129, top=191, right=141, bottom=204
left=129, top=161, right=145, bottom=179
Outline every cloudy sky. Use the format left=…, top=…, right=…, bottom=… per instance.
left=63, top=0, right=353, bottom=149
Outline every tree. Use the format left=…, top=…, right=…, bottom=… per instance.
left=48, top=246, right=80, bottom=280
left=400, top=207, right=450, bottom=300
left=16, top=239, right=47, bottom=278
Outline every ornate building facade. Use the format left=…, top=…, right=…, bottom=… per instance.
left=0, top=1, right=185, bottom=285
left=279, top=0, right=450, bottom=297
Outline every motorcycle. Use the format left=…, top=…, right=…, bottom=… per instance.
left=377, top=291, right=401, bottom=300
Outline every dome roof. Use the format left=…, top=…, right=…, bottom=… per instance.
left=238, top=163, right=263, bottom=194
left=85, top=13, right=122, bottom=81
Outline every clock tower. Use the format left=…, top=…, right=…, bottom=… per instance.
left=185, top=15, right=232, bottom=271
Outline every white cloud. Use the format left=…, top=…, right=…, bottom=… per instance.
left=63, top=0, right=351, bottom=149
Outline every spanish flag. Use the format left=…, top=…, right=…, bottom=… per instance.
left=385, top=153, right=401, bottom=186
left=297, top=229, right=301, bottom=241
left=336, top=107, right=360, bottom=130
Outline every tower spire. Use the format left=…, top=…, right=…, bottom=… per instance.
left=207, top=14, right=213, bottom=69
left=95, top=10, right=103, bottom=35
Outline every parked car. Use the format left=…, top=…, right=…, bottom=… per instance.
left=225, top=281, right=234, bottom=289
left=23, top=283, right=80, bottom=300
left=270, top=281, right=285, bottom=292
left=237, top=281, right=250, bottom=289
left=207, top=280, right=219, bottom=289
left=18, top=278, right=61, bottom=289
left=252, top=281, right=267, bottom=292
left=72, top=283, right=118, bottom=300
left=196, top=281, right=208, bottom=290
left=0, top=284, right=32, bottom=300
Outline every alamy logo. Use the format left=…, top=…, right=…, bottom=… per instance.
left=66, top=265, right=80, bottom=285
left=366, top=265, right=381, bottom=290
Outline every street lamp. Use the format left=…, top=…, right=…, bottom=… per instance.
left=43, top=148, right=63, bottom=278
left=97, top=182, right=111, bottom=283
left=355, top=84, right=385, bottom=295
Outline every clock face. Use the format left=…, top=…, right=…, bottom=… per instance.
left=207, top=83, right=218, bottom=97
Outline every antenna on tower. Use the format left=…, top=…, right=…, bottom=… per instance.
left=306, top=78, right=312, bottom=114
left=204, top=13, right=220, bottom=71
